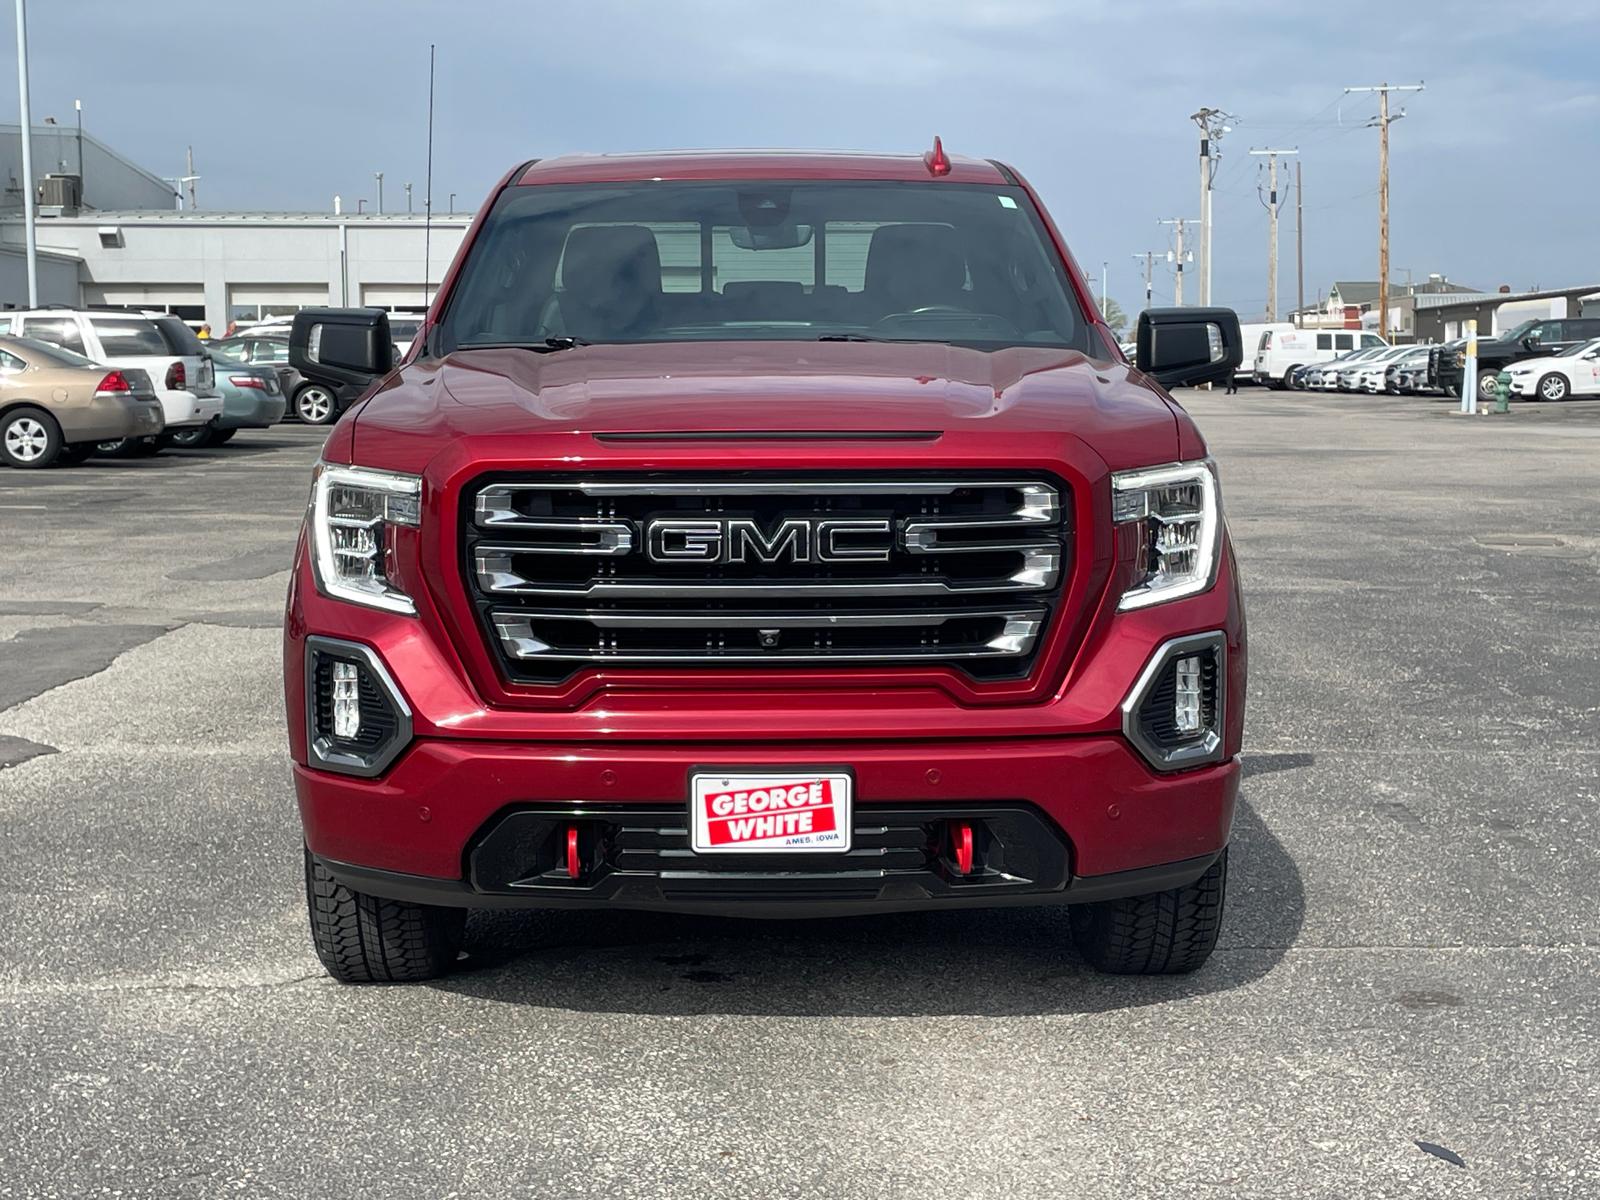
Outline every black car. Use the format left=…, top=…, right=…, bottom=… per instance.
left=1434, top=317, right=1600, bottom=403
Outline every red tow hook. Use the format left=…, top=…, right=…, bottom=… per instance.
left=953, top=820, right=974, bottom=875
left=566, top=826, right=582, bottom=880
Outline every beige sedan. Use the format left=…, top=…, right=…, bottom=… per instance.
left=0, top=335, right=164, bottom=468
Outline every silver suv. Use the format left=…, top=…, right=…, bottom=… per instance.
left=4, top=309, right=221, bottom=437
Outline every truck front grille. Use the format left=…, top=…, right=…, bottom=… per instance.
left=461, top=473, right=1071, bottom=683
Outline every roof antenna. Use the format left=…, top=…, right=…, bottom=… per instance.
left=923, top=135, right=952, bottom=177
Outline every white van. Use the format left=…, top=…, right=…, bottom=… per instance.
left=1236, top=323, right=1296, bottom=384
left=1254, top=327, right=1388, bottom=388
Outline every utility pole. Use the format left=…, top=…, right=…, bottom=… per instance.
left=1132, top=251, right=1155, bottom=310
left=1159, top=218, right=1195, bottom=306
left=1345, top=82, right=1423, bottom=340
left=74, top=98, right=82, bottom=203
left=375, top=172, right=384, bottom=214
left=1190, top=107, right=1234, bottom=307
left=1251, top=148, right=1297, bottom=321
left=1295, top=158, right=1304, bottom=326
left=14, top=0, right=37, bottom=307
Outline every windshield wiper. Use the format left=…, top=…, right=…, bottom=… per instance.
left=459, top=337, right=592, bottom=353
left=815, top=333, right=884, bottom=342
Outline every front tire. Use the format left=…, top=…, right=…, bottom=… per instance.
left=1537, top=373, right=1570, bottom=402
left=305, top=850, right=465, bottom=983
left=1, top=406, right=63, bottom=468
left=294, top=384, right=339, bottom=426
left=1071, top=849, right=1227, bottom=974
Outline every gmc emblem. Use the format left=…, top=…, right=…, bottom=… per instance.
left=646, top=516, right=892, bottom=564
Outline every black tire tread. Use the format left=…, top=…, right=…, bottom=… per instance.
left=305, top=850, right=462, bottom=983
left=1071, top=848, right=1227, bottom=974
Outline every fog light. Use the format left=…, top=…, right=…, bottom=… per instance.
left=332, top=661, right=361, bottom=739
left=1174, top=655, right=1202, bottom=734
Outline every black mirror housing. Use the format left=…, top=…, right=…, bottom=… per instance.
left=289, top=308, right=394, bottom=389
left=1134, top=307, right=1243, bottom=388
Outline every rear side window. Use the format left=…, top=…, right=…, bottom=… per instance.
left=20, top=317, right=86, bottom=355
left=1335, top=334, right=1353, bottom=350
left=1316, top=334, right=1332, bottom=350
left=0, top=349, right=26, bottom=373
left=208, top=340, right=250, bottom=364
left=250, top=339, right=289, bottom=363
left=154, top=317, right=206, bottom=356
left=90, top=319, right=168, bottom=356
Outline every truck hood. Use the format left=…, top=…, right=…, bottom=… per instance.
left=348, top=341, right=1186, bottom=474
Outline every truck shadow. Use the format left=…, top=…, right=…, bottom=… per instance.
left=431, top=790, right=1305, bottom=1017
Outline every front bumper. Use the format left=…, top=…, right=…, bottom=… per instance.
left=297, top=737, right=1238, bottom=917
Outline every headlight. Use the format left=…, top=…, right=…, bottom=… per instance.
left=307, top=462, right=422, bottom=614
left=1112, top=459, right=1222, bottom=611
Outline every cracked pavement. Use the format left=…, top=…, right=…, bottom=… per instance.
left=0, top=395, right=1596, bottom=1198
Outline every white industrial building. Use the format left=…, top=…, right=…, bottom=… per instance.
left=0, top=122, right=472, bottom=329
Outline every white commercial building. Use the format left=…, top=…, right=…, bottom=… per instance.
left=0, top=209, right=473, bottom=330
left=0, top=122, right=473, bottom=329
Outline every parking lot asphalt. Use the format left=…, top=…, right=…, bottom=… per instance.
left=0, top=393, right=1597, bottom=1199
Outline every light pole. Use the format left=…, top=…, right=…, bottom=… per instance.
left=375, top=172, right=384, bottom=215
left=405, top=182, right=413, bottom=213
left=14, top=0, right=38, bottom=307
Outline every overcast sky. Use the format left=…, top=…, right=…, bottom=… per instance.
left=6, top=0, right=1595, bottom=319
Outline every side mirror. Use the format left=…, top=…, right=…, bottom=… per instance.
left=289, top=308, right=393, bottom=389
left=1134, top=307, right=1243, bottom=387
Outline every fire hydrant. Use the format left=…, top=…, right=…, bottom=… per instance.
left=1495, top=370, right=1513, bottom=413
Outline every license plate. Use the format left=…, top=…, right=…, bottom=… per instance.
left=690, top=768, right=853, bottom=854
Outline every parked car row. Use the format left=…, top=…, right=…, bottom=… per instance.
left=204, top=313, right=421, bottom=426
left=1429, top=318, right=1600, bottom=402
left=1253, top=319, right=1600, bottom=403
left=0, top=307, right=290, bottom=467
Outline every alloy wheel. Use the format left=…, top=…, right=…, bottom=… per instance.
left=297, top=387, right=335, bottom=424
left=1538, top=374, right=1569, bottom=402
left=4, top=417, right=48, bottom=462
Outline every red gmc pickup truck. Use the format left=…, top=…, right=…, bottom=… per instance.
left=284, top=146, right=1247, bottom=983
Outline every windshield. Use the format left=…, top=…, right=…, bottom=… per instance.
left=1497, top=319, right=1538, bottom=342
left=438, top=181, right=1093, bottom=354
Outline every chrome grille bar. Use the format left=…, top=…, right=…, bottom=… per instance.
left=463, top=474, right=1069, bottom=682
